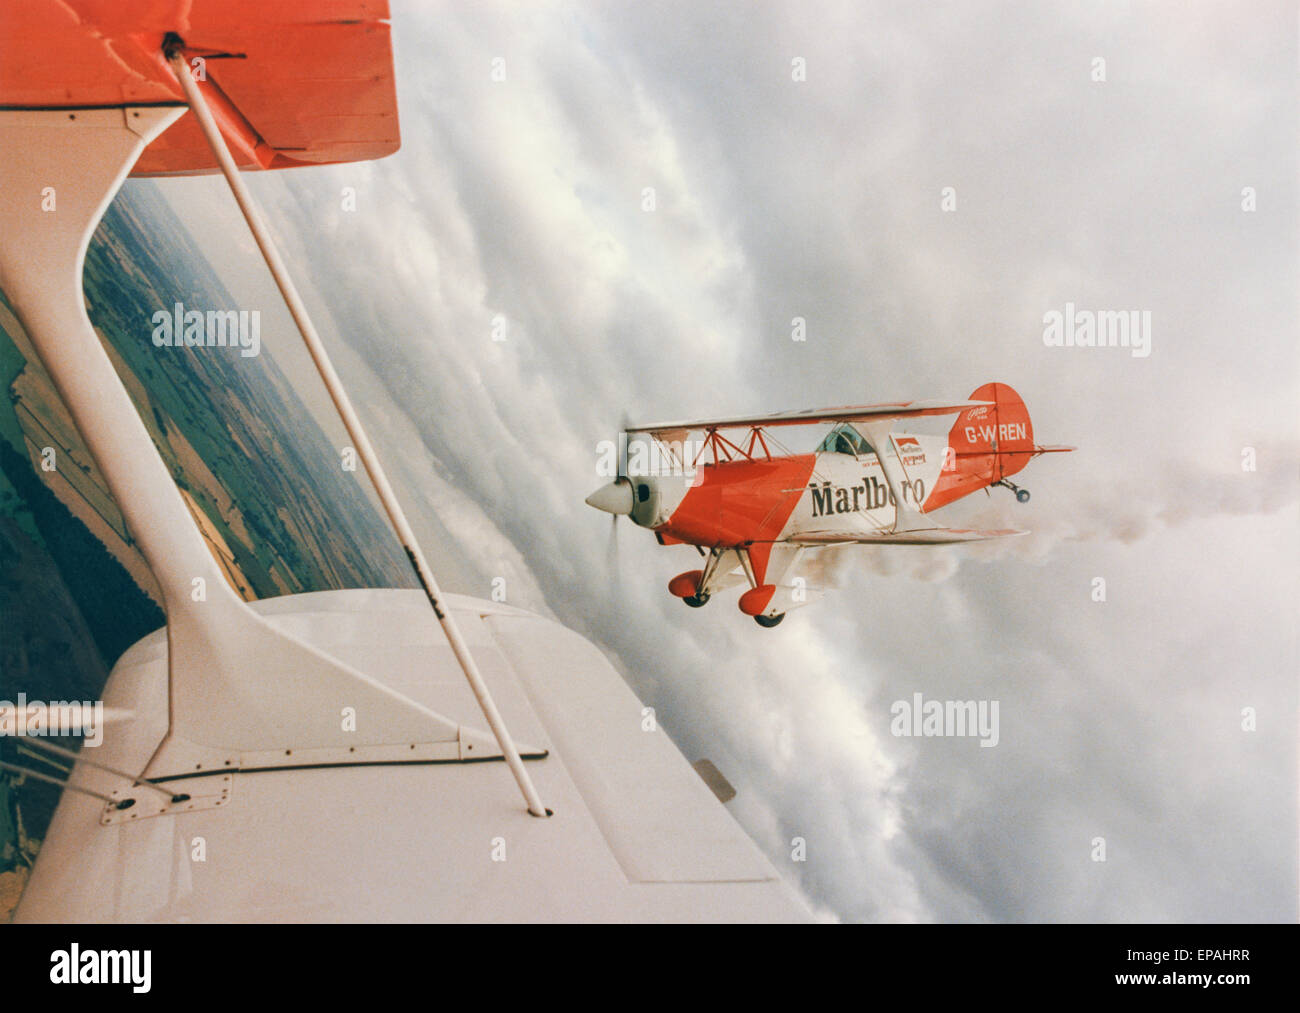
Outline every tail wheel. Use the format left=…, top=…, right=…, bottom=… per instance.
left=683, top=593, right=710, bottom=608
left=994, top=479, right=1031, bottom=503
left=754, top=613, right=784, bottom=628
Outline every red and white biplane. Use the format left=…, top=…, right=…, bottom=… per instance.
left=587, top=383, right=1073, bottom=626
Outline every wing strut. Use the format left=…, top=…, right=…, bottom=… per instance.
left=859, top=421, right=936, bottom=533
left=165, top=47, right=550, bottom=818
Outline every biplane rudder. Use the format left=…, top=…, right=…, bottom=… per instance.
left=956, top=382, right=1034, bottom=478
left=925, top=382, right=1035, bottom=510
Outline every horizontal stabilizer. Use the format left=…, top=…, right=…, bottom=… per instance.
left=791, top=527, right=1027, bottom=546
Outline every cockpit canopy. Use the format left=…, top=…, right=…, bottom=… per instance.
left=816, top=423, right=874, bottom=457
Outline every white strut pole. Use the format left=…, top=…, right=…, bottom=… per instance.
left=165, top=48, right=549, bottom=817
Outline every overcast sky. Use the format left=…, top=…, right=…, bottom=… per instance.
left=149, top=0, right=1297, bottom=922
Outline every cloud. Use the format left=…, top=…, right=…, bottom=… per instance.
left=194, top=0, right=1297, bottom=922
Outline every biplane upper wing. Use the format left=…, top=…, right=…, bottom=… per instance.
left=0, top=0, right=400, bottom=175
left=626, top=399, right=992, bottom=435
left=790, top=528, right=1027, bottom=546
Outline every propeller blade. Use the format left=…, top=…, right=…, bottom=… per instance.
left=618, top=413, right=630, bottom=479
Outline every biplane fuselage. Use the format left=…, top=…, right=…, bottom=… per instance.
left=643, top=438, right=946, bottom=545
left=587, top=383, right=1072, bottom=626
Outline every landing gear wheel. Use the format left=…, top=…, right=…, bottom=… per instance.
left=994, top=478, right=1031, bottom=503
left=683, top=593, right=710, bottom=608
left=754, top=613, right=785, bottom=628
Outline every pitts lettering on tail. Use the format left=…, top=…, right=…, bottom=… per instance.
left=809, top=476, right=923, bottom=518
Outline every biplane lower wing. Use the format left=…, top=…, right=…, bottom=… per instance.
left=790, top=528, right=1027, bottom=546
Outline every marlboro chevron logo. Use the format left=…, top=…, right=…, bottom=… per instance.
left=892, top=436, right=926, bottom=465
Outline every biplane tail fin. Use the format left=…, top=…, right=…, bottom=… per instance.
left=949, top=382, right=1035, bottom=464
left=925, top=382, right=1043, bottom=511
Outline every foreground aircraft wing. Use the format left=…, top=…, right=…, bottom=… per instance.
left=627, top=399, right=992, bottom=434
left=790, top=527, right=1027, bottom=546
left=1, top=1, right=401, bottom=175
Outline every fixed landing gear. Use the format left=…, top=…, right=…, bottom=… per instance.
left=679, top=547, right=728, bottom=608
left=754, top=613, right=784, bottom=628
left=995, top=479, right=1030, bottom=503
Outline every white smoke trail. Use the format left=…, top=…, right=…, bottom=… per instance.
left=802, top=543, right=962, bottom=586
left=962, top=438, right=1299, bottom=564
left=803, top=439, right=1299, bottom=583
